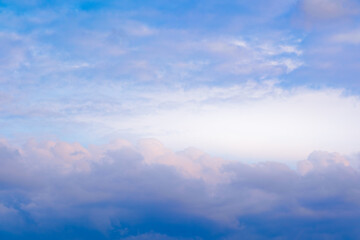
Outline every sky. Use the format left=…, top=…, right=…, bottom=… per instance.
left=1, top=0, right=360, bottom=239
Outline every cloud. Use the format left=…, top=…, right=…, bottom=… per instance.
left=332, top=29, right=360, bottom=44
left=91, top=83, right=360, bottom=162
left=0, top=32, right=28, bottom=73
left=300, top=0, right=360, bottom=20
left=195, top=36, right=302, bottom=76
left=4, top=80, right=360, bottom=162
left=0, top=138, right=360, bottom=239
left=0, top=5, right=304, bottom=87
left=297, top=151, right=351, bottom=175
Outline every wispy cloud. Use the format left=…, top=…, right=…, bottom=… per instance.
left=299, top=0, right=360, bottom=21
left=332, top=29, right=360, bottom=44
left=4, top=81, right=360, bottom=162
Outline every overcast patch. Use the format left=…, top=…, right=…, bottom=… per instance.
left=0, top=138, right=359, bottom=239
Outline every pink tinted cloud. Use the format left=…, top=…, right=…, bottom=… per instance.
left=0, top=137, right=359, bottom=238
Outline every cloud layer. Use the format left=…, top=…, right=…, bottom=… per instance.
left=1, top=0, right=360, bottom=162
left=1, top=1, right=360, bottom=239
left=3, top=80, right=360, bottom=162
left=0, top=138, right=359, bottom=239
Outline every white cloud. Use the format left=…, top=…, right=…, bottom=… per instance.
left=199, top=37, right=303, bottom=76
left=80, top=83, right=360, bottom=162
left=4, top=80, right=360, bottom=163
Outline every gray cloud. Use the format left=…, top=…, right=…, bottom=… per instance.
left=0, top=138, right=359, bottom=239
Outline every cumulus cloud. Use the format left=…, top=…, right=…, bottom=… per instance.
left=0, top=138, right=360, bottom=239
left=297, top=151, right=350, bottom=175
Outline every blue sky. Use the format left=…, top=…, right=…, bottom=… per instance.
left=1, top=0, right=360, bottom=162
left=1, top=0, right=360, bottom=239
left=1, top=0, right=360, bottom=161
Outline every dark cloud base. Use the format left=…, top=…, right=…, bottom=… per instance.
left=0, top=139, right=359, bottom=239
